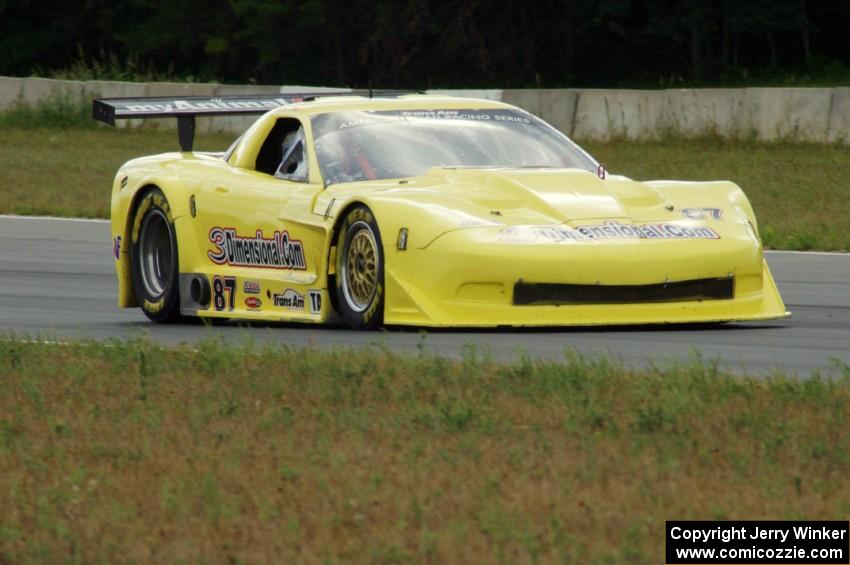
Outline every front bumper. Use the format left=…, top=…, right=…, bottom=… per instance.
left=382, top=226, right=789, bottom=327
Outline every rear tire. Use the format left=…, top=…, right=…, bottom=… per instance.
left=130, top=188, right=182, bottom=323
left=334, top=206, right=385, bottom=330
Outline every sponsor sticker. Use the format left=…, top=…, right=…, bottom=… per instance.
left=459, top=219, right=492, bottom=228
left=273, top=289, right=305, bottom=310
left=308, top=290, right=322, bottom=314
left=245, top=297, right=262, bottom=310
left=243, top=280, right=261, bottom=294
left=333, top=110, right=533, bottom=132
left=213, top=275, right=236, bottom=311
left=682, top=207, right=723, bottom=220
left=398, top=109, right=532, bottom=124
left=123, top=97, right=293, bottom=113
left=208, top=226, right=306, bottom=270
left=112, top=236, right=122, bottom=260
left=499, top=221, right=720, bottom=243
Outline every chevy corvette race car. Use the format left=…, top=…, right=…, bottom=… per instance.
left=93, top=92, right=788, bottom=329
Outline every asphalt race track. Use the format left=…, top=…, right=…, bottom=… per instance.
left=1, top=215, right=848, bottom=375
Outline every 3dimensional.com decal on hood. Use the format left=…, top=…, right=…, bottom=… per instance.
left=499, top=221, right=720, bottom=243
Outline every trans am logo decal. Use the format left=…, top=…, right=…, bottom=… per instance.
left=208, top=227, right=306, bottom=270
left=500, top=221, right=720, bottom=243
left=273, top=289, right=305, bottom=310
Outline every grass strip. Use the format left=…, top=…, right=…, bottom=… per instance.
left=0, top=127, right=235, bottom=218
left=1, top=336, right=849, bottom=563
left=1, top=114, right=848, bottom=249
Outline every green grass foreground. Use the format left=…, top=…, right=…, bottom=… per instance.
left=1, top=337, right=849, bottom=563
left=0, top=122, right=849, bottom=250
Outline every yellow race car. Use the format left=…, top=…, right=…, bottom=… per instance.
left=93, top=92, right=788, bottom=329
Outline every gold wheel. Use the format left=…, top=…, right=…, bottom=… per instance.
left=342, top=222, right=379, bottom=312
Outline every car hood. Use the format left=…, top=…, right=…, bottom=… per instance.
left=328, top=167, right=666, bottom=222
left=433, top=167, right=656, bottom=221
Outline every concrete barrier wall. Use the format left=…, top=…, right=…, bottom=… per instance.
left=2, top=76, right=849, bottom=143
left=450, top=86, right=850, bottom=142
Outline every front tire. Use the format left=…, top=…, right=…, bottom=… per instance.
left=130, top=188, right=181, bottom=323
left=334, top=206, right=385, bottom=330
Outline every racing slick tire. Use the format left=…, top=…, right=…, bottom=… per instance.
left=335, top=205, right=385, bottom=330
left=130, top=188, right=182, bottom=323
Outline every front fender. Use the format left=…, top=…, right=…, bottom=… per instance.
left=328, top=194, right=500, bottom=253
left=646, top=180, right=760, bottom=236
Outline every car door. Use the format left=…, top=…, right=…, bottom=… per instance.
left=195, top=114, right=327, bottom=319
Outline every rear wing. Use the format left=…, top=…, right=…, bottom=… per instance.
left=92, top=90, right=413, bottom=151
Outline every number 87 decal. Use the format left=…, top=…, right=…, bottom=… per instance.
left=212, top=275, right=236, bottom=311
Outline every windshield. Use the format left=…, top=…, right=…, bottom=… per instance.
left=311, top=109, right=598, bottom=185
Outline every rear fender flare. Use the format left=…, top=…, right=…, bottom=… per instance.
left=116, top=180, right=192, bottom=307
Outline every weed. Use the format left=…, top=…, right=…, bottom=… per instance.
left=0, top=94, right=95, bottom=130
left=45, top=48, right=197, bottom=83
